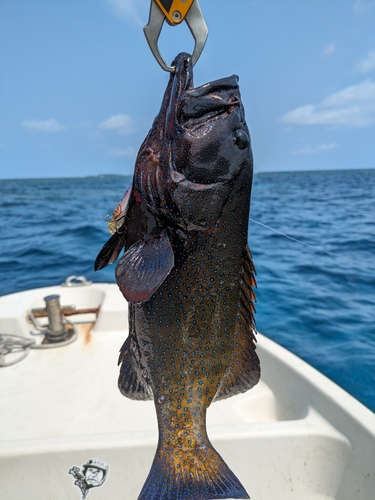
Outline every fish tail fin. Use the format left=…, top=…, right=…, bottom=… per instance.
left=138, top=439, right=249, bottom=500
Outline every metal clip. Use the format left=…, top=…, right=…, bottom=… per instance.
left=144, top=0, right=208, bottom=73
left=61, top=275, right=92, bottom=287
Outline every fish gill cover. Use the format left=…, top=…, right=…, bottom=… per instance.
left=95, top=52, right=259, bottom=500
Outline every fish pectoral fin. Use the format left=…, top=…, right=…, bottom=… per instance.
left=115, top=232, right=174, bottom=304
left=118, top=308, right=153, bottom=401
left=214, top=245, right=260, bottom=401
left=94, top=231, right=125, bottom=271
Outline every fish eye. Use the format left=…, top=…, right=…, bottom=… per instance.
left=233, top=128, right=249, bottom=150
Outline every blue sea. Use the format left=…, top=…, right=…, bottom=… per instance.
left=1, top=170, right=374, bottom=412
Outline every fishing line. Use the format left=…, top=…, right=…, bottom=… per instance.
left=249, top=218, right=354, bottom=264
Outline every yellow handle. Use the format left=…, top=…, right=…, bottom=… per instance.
left=154, top=0, right=195, bottom=25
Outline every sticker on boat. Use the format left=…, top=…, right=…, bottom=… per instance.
left=68, top=458, right=110, bottom=499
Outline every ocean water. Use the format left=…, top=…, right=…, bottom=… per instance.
left=1, top=169, right=374, bottom=412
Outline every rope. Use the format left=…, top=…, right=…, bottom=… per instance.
left=0, top=322, right=78, bottom=367
left=0, top=334, right=35, bottom=367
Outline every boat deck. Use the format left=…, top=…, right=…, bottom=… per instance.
left=1, top=283, right=374, bottom=499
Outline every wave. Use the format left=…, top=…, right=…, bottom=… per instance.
left=1, top=170, right=375, bottom=411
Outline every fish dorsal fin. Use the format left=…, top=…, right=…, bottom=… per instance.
left=214, top=245, right=260, bottom=401
left=118, top=303, right=153, bottom=400
left=115, top=232, right=174, bottom=304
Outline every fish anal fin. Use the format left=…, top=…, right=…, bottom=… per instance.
left=118, top=305, right=153, bottom=400
left=214, top=245, right=260, bottom=401
left=115, top=232, right=174, bottom=303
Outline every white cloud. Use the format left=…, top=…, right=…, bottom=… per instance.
left=356, top=49, right=375, bottom=73
left=99, top=114, right=135, bottom=134
left=105, top=0, right=148, bottom=25
left=281, top=81, right=375, bottom=128
left=322, top=43, right=337, bottom=57
left=292, top=143, right=337, bottom=155
left=353, top=0, right=375, bottom=14
left=109, top=147, right=136, bottom=157
left=22, top=119, right=64, bottom=132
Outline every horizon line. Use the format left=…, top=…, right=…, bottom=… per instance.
left=1, top=166, right=375, bottom=182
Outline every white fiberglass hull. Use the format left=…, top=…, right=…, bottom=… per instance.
left=0, top=283, right=374, bottom=499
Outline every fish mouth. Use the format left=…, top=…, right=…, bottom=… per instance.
left=181, top=76, right=240, bottom=126
left=163, top=53, right=240, bottom=133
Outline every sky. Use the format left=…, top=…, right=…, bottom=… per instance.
left=1, top=0, right=375, bottom=179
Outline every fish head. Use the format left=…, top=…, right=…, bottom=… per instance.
left=134, top=52, right=253, bottom=232
left=97, top=54, right=253, bottom=301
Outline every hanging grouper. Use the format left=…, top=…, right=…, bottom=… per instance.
left=95, top=52, right=259, bottom=499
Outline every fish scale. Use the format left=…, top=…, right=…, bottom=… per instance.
left=95, top=52, right=259, bottom=499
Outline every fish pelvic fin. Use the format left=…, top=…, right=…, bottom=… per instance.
left=214, top=245, right=260, bottom=401
left=118, top=304, right=153, bottom=400
left=138, top=438, right=249, bottom=500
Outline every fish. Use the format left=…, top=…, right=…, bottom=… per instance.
left=95, top=52, right=260, bottom=500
